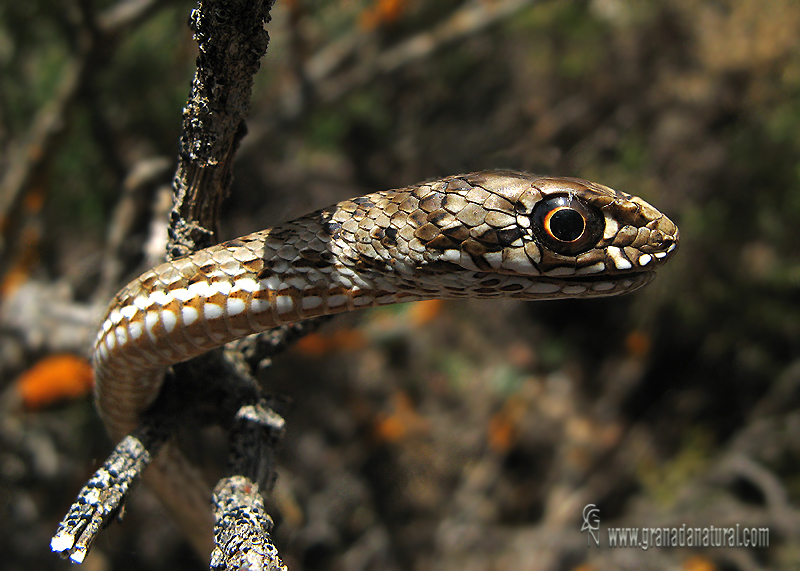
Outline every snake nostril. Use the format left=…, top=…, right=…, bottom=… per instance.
left=659, top=230, right=679, bottom=246
left=649, top=231, right=666, bottom=247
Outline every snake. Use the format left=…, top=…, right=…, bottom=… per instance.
left=57, top=170, right=679, bottom=560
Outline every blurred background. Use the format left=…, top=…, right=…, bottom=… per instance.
left=1, top=0, right=799, bottom=569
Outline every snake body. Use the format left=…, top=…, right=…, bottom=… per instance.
left=64, top=170, right=678, bottom=560
left=95, top=170, right=678, bottom=440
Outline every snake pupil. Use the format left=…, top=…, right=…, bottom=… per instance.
left=549, top=208, right=585, bottom=242
left=531, top=194, right=604, bottom=256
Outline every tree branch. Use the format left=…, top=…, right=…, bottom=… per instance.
left=168, top=0, right=275, bottom=258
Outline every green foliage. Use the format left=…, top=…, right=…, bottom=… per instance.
left=0, top=1, right=196, bottom=234
left=510, top=0, right=610, bottom=79
left=637, top=429, right=713, bottom=507
left=98, top=5, right=195, bottom=149
left=305, top=90, right=392, bottom=152
left=0, top=1, right=70, bottom=133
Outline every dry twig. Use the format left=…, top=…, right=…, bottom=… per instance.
left=53, top=0, right=292, bottom=567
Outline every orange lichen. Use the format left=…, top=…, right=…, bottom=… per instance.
left=683, top=555, right=717, bottom=571
left=294, top=332, right=329, bottom=356
left=16, top=354, right=94, bottom=410
left=359, top=0, right=409, bottom=30
left=22, top=185, right=46, bottom=212
left=488, top=396, right=528, bottom=453
left=625, top=330, right=651, bottom=358
left=488, top=414, right=516, bottom=452
left=0, top=184, right=45, bottom=299
left=373, top=391, right=429, bottom=443
left=506, top=341, right=536, bottom=369
left=374, top=413, right=407, bottom=442
left=407, top=299, right=443, bottom=326
left=295, top=329, right=368, bottom=357
left=0, top=255, right=35, bottom=298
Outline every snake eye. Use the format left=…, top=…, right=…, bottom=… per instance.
left=531, top=195, right=604, bottom=255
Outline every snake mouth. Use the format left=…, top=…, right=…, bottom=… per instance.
left=471, top=270, right=657, bottom=301
left=558, top=270, right=656, bottom=284
left=524, top=270, right=656, bottom=298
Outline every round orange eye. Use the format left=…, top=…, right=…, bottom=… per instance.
left=532, top=195, right=603, bottom=255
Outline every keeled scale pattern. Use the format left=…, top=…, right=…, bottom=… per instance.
left=93, top=170, right=679, bottom=440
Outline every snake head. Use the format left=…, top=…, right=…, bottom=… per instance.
left=394, top=170, right=679, bottom=299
